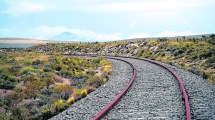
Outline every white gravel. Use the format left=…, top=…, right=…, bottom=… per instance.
left=159, top=62, right=215, bottom=120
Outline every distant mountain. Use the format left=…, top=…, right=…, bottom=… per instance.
left=52, top=32, right=80, bottom=41
left=0, top=38, right=50, bottom=48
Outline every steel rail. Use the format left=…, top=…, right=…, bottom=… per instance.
left=106, top=55, right=191, bottom=120
left=66, top=54, right=191, bottom=120
left=136, top=58, right=191, bottom=120
left=109, top=56, right=191, bottom=120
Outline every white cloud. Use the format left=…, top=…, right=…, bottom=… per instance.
left=4, top=1, right=52, bottom=16
left=128, top=33, right=149, bottom=39
left=156, top=31, right=206, bottom=37
left=35, top=26, right=121, bottom=41
left=84, top=0, right=214, bottom=12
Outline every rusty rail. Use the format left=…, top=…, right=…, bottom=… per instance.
left=66, top=54, right=191, bottom=120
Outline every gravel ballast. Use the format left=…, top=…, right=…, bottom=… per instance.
left=50, top=58, right=133, bottom=120
left=104, top=57, right=185, bottom=120
left=160, top=62, right=215, bottom=120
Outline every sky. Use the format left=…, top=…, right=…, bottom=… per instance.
left=0, top=0, right=215, bottom=41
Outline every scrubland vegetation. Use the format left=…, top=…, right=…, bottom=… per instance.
left=27, top=35, right=215, bottom=83
left=0, top=34, right=214, bottom=119
left=0, top=52, right=112, bottom=120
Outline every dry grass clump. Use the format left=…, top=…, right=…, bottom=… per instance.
left=54, top=99, right=64, bottom=109
left=66, top=96, right=75, bottom=105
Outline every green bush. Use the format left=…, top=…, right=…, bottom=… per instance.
left=0, top=98, right=7, bottom=106
left=43, top=66, right=52, bottom=72
left=92, top=57, right=102, bottom=64
left=87, top=75, right=102, bottom=88
left=32, top=59, right=42, bottom=66
left=0, top=74, right=16, bottom=89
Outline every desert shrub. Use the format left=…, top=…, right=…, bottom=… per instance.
left=62, top=57, right=70, bottom=65
left=54, top=83, right=72, bottom=99
left=25, top=80, right=45, bottom=99
left=207, top=35, right=215, bottom=45
left=85, top=68, right=96, bottom=75
left=103, top=65, right=112, bottom=74
left=54, top=83, right=71, bottom=92
left=12, top=64, right=23, bottom=73
left=180, top=42, right=193, bottom=49
left=54, top=65, right=62, bottom=71
left=42, top=77, right=54, bottom=86
left=0, top=74, right=16, bottom=89
left=208, top=77, right=215, bottom=83
left=0, top=98, right=7, bottom=106
left=102, top=78, right=107, bottom=84
left=43, top=66, right=52, bottom=72
left=0, top=111, right=15, bottom=120
left=73, top=89, right=82, bottom=96
left=183, top=66, right=193, bottom=71
left=92, top=57, right=102, bottom=64
left=22, top=74, right=40, bottom=82
left=22, top=60, right=33, bottom=65
left=32, top=59, right=43, bottom=66
left=207, top=56, right=215, bottom=63
left=203, top=69, right=213, bottom=79
left=41, top=104, right=51, bottom=115
left=80, top=89, right=88, bottom=97
left=66, top=96, right=75, bottom=105
left=4, top=92, right=22, bottom=106
left=54, top=99, right=64, bottom=110
left=99, top=60, right=110, bottom=66
left=148, top=40, right=158, bottom=45
left=135, top=49, right=144, bottom=57
left=19, top=66, right=43, bottom=75
left=59, top=69, right=73, bottom=77
left=173, top=50, right=180, bottom=56
left=87, top=75, right=102, bottom=88
left=156, top=57, right=172, bottom=63
left=168, top=41, right=180, bottom=46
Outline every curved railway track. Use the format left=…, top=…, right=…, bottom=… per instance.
left=95, top=58, right=191, bottom=120
left=52, top=55, right=193, bottom=120
left=90, top=56, right=190, bottom=120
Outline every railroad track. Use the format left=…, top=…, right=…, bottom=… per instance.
left=89, top=56, right=190, bottom=120
left=51, top=55, right=215, bottom=120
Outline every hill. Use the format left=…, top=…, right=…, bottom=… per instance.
left=28, top=34, right=215, bottom=83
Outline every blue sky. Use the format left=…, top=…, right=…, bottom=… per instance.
left=0, top=0, right=215, bottom=41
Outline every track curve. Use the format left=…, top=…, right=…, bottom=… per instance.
left=90, top=56, right=191, bottom=120
left=50, top=54, right=215, bottom=120
left=65, top=55, right=191, bottom=120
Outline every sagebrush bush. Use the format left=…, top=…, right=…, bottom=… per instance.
left=103, top=65, right=112, bottom=74
left=80, top=89, right=88, bottom=97
left=54, top=99, right=64, bottom=109
left=87, top=75, right=102, bottom=87
left=66, top=96, right=75, bottom=105
left=102, top=78, right=107, bottom=84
